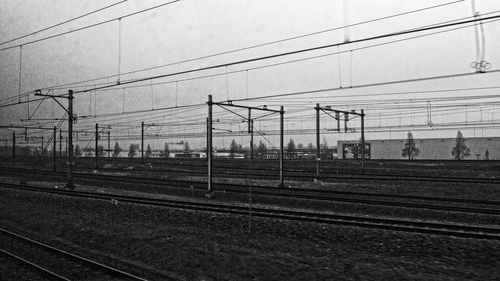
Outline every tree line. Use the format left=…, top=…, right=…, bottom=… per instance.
left=66, top=130, right=486, bottom=160
left=402, top=130, right=486, bottom=160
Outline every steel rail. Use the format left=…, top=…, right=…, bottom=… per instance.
left=1, top=182, right=500, bottom=240
left=0, top=227, right=148, bottom=281
left=4, top=157, right=499, bottom=184
left=0, top=249, right=70, bottom=281
left=2, top=167, right=499, bottom=215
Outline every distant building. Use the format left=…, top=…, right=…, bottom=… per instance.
left=338, top=137, right=500, bottom=160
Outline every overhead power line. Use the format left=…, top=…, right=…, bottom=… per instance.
left=59, top=14, right=498, bottom=95
left=0, top=3, right=485, bottom=105
left=0, top=0, right=181, bottom=52
left=235, top=69, right=500, bottom=102
left=0, top=0, right=128, bottom=46
left=71, top=13, right=500, bottom=94
left=30, top=0, right=467, bottom=92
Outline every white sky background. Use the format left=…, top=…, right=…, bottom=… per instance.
left=1, top=0, right=500, bottom=150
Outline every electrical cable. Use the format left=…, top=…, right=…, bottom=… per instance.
left=0, top=0, right=181, bottom=52
left=71, top=14, right=500, bottom=94
left=10, top=0, right=468, bottom=93
left=2, top=9, right=498, bottom=106
left=0, top=0, right=129, bottom=46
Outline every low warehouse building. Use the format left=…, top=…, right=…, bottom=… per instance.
left=338, top=137, right=500, bottom=160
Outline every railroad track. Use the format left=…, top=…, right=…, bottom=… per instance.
left=1, top=182, right=500, bottom=240
left=77, top=164, right=500, bottom=184
left=81, top=165, right=500, bottom=184
left=2, top=167, right=499, bottom=216
left=7, top=157, right=500, bottom=184
left=0, top=227, right=147, bottom=281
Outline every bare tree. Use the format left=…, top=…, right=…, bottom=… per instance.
left=128, top=144, right=136, bottom=158
left=257, top=140, right=267, bottom=158
left=287, top=138, right=296, bottom=158
left=402, top=132, right=420, bottom=160
left=112, top=142, right=121, bottom=157
left=451, top=130, right=470, bottom=160
left=163, top=143, right=170, bottom=158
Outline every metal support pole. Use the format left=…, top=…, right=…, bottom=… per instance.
left=12, top=131, right=15, bottom=166
left=315, top=103, right=320, bottom=181
left=279, top=106, right=284, bottom=187
left=107, top=131, right=110, bottom=158
left=59, top=130, right=62, bottom=158
left=336, top=112, right=340, bottom=132
left=66, top=90, right=75, bottom=189
left=361, top=109, right=365, bottom=170
left=248, top=108, right=253, bottom=159
left=207, top=95, right=213, bottom=196
left=95, top=123, right=98, bottom=169
left=53, top=126, right=57, bottom=172
left=141, top=121, right=144, bottom=164
left=345, top=112, right=349, bottom=132
left=250, top=120, right=254, bottom=159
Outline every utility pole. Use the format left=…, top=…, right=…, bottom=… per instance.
left=53, top=126, right=57, bottom=172
left=336, top=112, right=340, bottom=132
left=95, top=123, right=98, bottom=169
left=250, top=119, right=254, bottom=159
left=361, top=109, right=365, bottom=170
left=248, top=108, right=253, bottom=159
left=59, top=130, right=62, bottom=158
left=209, top=99, right=281, bottom=187
left=207, top=95, right=213, bottom=197
left=107, top=130, right=110, bottom=158
left=316, top=106, right=365, bottom=170
left=12, top=131, right=15, bottom=166
left=66, top=90, right=75, bottom=189
left=345, top=112, right=349, bottom=132
left=141, top=121, right=144, bottom=164
left=279, top=106, right=284, bottom=188
left=315, top=103, right=320, bottom=181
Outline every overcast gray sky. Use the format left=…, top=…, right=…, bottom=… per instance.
left=1, top=0, right=500, bottom=149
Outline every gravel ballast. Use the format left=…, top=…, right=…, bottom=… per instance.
left=0, top=186, right=499, bottom=280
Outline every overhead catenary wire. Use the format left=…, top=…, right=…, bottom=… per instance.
left=0, top=0, right=129, bottom=46
left=29, top=14, right=497, bottom=100
left=3, top=2, right=500, bottom=141
left=0, top=0, right=181, bottom=52
left=70, top=14, right=500, bottom=95
left=6, top=0, right=468, bottom=95
left=2, top=8, right=497, bottom=107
